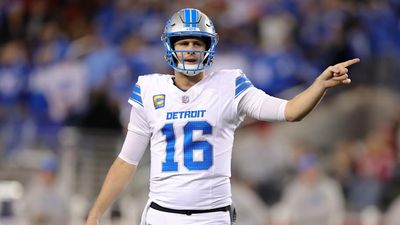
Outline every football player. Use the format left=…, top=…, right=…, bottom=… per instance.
left=85, top=8, right=359, bottom=225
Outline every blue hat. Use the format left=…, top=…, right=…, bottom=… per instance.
left=40, top=155, right=59, bottom=172
left=297, top=154, right=318, bottom=171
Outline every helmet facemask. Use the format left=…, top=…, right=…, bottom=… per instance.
left=166, top=36, right=214, bottom=76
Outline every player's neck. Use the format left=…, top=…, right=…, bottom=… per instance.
left=173, top=71, right=205, bottom=91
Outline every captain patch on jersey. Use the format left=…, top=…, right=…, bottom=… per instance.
left=153, top=94, right=165, bottom=109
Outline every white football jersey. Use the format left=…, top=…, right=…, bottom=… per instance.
left=127, top=69, right=253, bottom=209
left=121, top=69, right=289, bottom=210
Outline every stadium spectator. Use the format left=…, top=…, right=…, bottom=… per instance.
left=348, top=125, right=396, bottom=212
left=23, top=154, right=70, bottom=225
left=272, top=152, right=345, bottom=225
left=0, top=40, right=31, bottom=156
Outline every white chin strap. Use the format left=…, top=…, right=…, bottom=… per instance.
left=176, top=63, right=204, bottom=76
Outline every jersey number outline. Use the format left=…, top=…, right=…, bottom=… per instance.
left=161, top=121, right=213, bottom=171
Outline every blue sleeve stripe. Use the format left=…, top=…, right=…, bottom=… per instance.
left=235, top=75, right=250, bottom=87
left=134, top=85, right=141, bottom=94
left=130, top=92, right=143, bottom=106
left=235, top=82, right=253, bottom=98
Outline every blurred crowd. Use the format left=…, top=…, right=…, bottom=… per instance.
left=0, top=0, right=400, bottom=224
left=1, top=0, right=400, bottom=155
left=232, top=87, right=400, bottom=224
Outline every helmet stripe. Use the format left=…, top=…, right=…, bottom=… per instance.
left=184, top=9, right=190, bottom=27
left=191, top=9, right=198, bottom=28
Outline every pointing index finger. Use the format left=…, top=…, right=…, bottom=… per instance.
left=338, top=58, right=360, bottom=68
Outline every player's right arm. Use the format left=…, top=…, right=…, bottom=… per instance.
left=85, top=122, right=150, bottom=224
left=85, top=158, right=137, bottom=225
left=86, top=80, right=151, bottom=224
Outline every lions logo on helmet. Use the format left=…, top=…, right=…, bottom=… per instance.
left=161, top=8, right=219, bottom=76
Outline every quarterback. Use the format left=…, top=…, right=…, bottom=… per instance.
left=85, top=8, right=359, bottom=225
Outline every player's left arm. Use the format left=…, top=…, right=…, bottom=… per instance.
left=284, top=58, right=360, bottom=122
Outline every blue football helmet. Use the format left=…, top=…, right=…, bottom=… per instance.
left=161, top=8, right=219, bottom=76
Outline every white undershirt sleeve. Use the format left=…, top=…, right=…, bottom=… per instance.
left=238, top=87, right=288, bottom=122
left=118, top=106, right=151, bottom=165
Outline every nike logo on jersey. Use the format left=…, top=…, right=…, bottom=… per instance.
left=166, top=110, right=206, bottom=120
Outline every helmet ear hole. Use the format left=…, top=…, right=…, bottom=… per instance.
left=203, top=37, right=211, bottom=51
left=169, top=36, right=179, bottom=50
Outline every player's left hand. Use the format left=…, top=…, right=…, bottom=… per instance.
left=316, top=58, right=360, bottom=89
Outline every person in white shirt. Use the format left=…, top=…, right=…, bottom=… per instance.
left=85, top=8, right=360, bottom=225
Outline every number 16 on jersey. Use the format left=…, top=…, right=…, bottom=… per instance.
left=161, top=121, right=213, bottom=172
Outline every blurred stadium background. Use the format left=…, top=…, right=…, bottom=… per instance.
left=0, top=0, right=399, bottom=224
